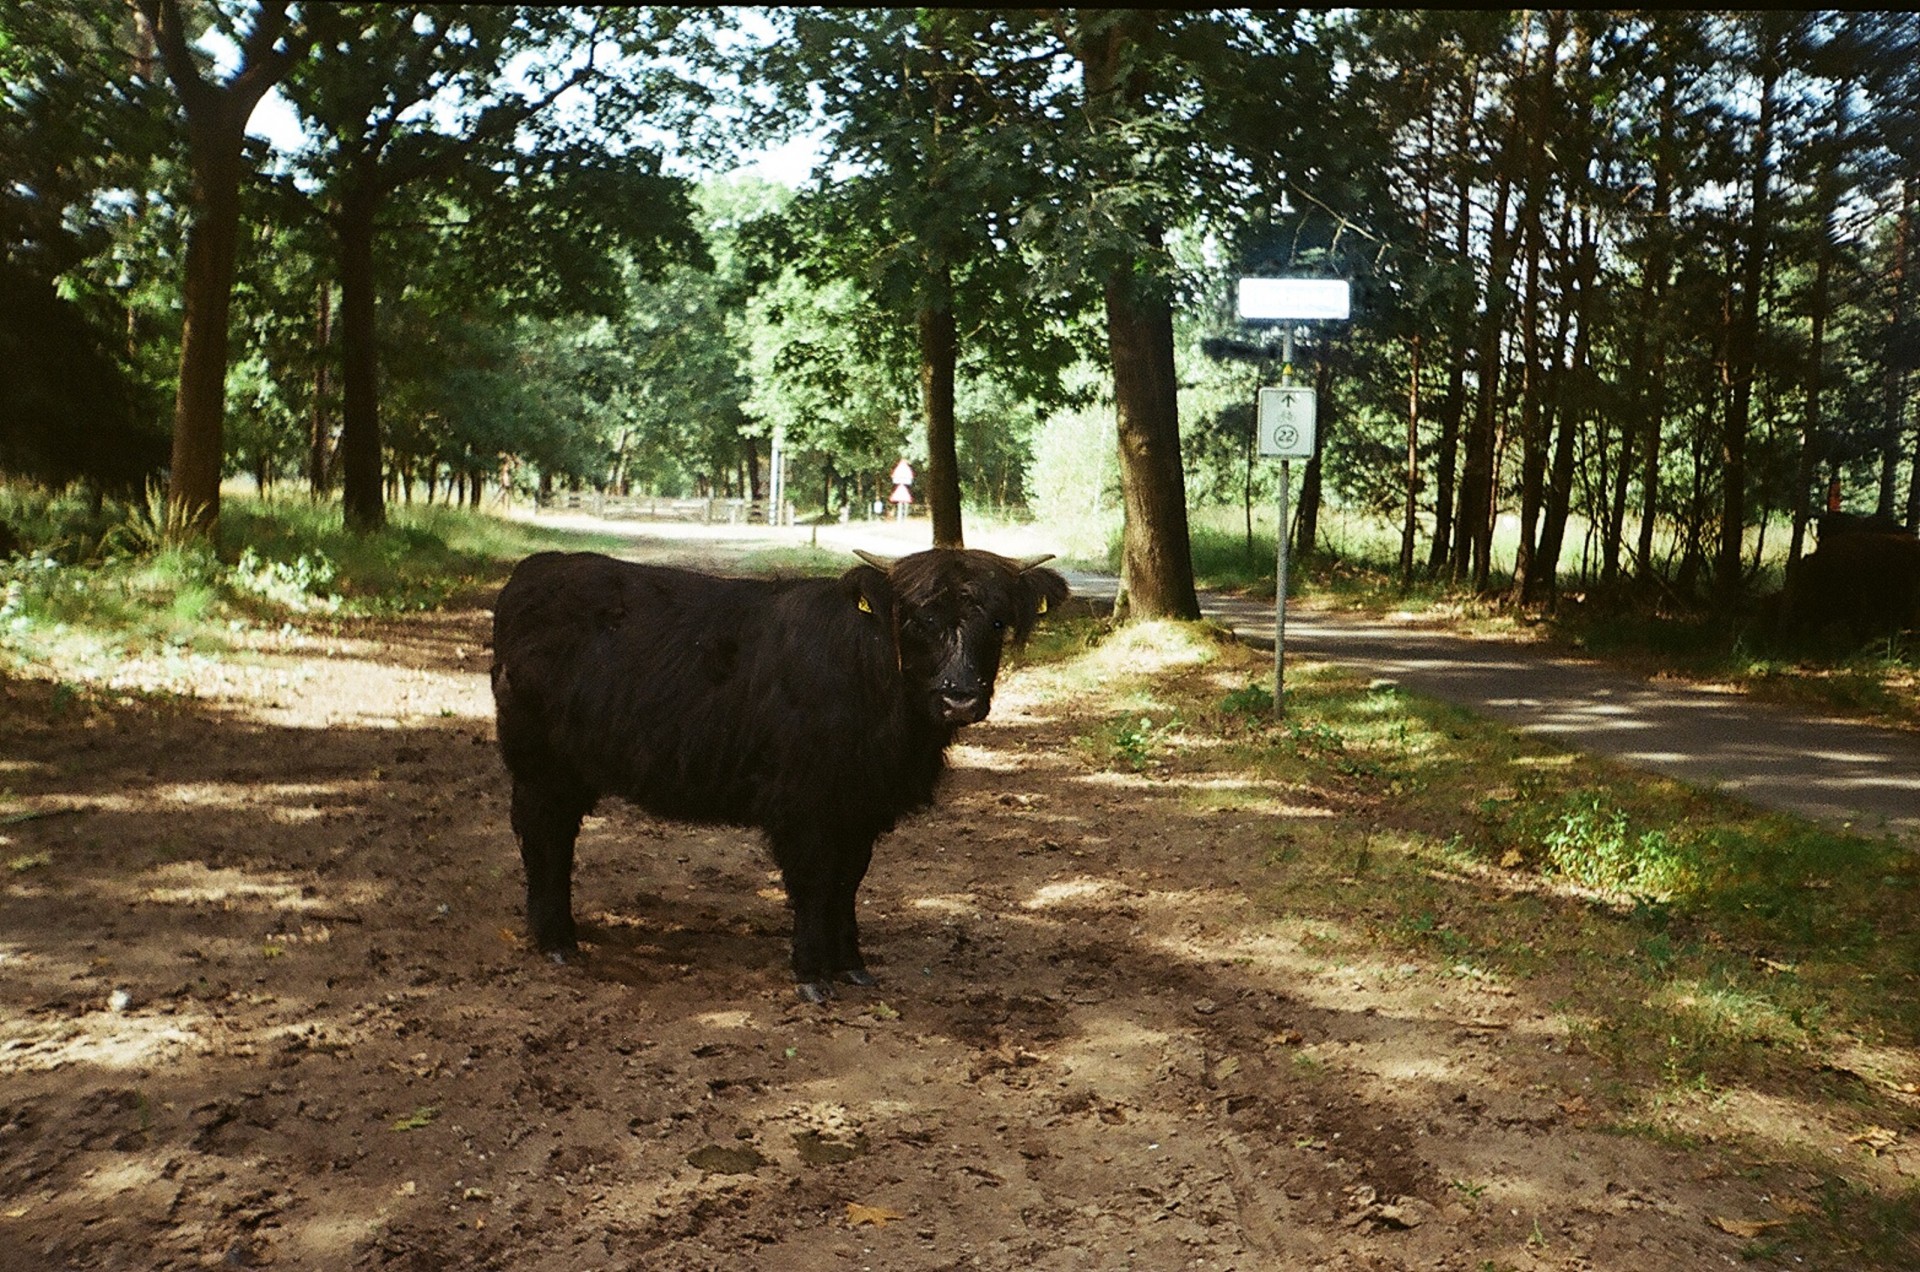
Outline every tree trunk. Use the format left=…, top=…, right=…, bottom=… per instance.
left=1075, top=15, right=1199, bottom=621
left=1533, top=216, right=1597, bottom=604
left=139, top=0, right=302, bottom=540
left=166, top=122, right=246, bottom=537
left=1715, top=28, right=1781, bottom=605
left=1296, top=340, right=1334, bottom=557
left=1106, top=268, right=1200, bottom=620
left=1633, top=135, right=1676, bottom=582
left=1509, top=11, right=1565, bottom=602
left=918, top=271, right=964, bottom=549
left=1400, top=331, right=1422, bottom=583
left=309, top=280, right=332, bottom=496
left=1427, top=65, right=1478, bottom=576
left=1455, top=164, right=1515, bottom=589
left=336, top=181, right=385, bottom=532
left=1781, top=82, right=1843, bottom=568
left=1896, top=180, right=1919, bottom=530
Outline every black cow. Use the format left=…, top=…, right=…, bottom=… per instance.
left=489, top=547, right=1070, bottom=1001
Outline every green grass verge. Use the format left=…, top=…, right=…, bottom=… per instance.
left=1034, top=616, right=1920, bottom=1267
left=0, top=488, right=631, bottom=677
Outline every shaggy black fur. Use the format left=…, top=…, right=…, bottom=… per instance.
left=489, top=547, right=1070, bottom=1001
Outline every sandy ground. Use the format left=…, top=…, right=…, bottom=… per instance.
left=0, top=528, right=1819, bottom=1270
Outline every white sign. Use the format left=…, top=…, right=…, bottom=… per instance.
left=1237, top=278, right=1351, bottom=322
left=1257, top=387, right=1318, bottom=458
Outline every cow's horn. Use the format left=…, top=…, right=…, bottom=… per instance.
left=1017, top=553, right=1056, bottom=571
left=853, top=549, right=897, bottom=572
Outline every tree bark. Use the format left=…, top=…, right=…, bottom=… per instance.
left=1400, top=330, right=1422, bottom=583
left=1532, top=213, right=1597, bottom=604
left=308, top=280, right=332, bottom=495
left=336, top=180, right=384, bottom=532
left=1427, top=65, right=1478, bottom=576
left=1075, top=14, right=1199, bottom=621
left=1509, top=11, right=1565, bottom=603
left=1455, top=164, right=1515, bottom=589
left=1715, top=26, right=1782, bottom=605
left=137, top=0, right=303, bottom=539
left=1296, top=340, right=1334, bottom=557
left=1791, top=81, right=1845, bottom=569
left=918, top=261, right=963, bottom=549
left=1106, top=267, right=1201, bottom=620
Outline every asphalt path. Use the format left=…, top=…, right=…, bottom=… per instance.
left=1059, top=569, right=1920, bottom=845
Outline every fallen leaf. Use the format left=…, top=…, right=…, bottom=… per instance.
left=869, top=1002, right=900, bottom=1021
left=1499, top=849, right=1524, bottom=868
left=1710, top=1216, right=1785, bottom=1238
left=1849, top=1126, right=1899, bottom=1153
left=846, top=1202, right=904, bottom=1229
left=497, top=928, right=521, bottom=945
left=1212, top=1055, right=1242, bottom=1082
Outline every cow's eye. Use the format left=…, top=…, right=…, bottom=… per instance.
left=991, top=618, right=1006, bottom=632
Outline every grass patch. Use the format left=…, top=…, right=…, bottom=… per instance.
left=0, top=487, right=631, bottom=683
left=1034, top=620, right=1920, bottom=1269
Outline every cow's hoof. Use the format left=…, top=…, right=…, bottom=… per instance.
left=839, top=969, right=878, bottom=988
left=796, top=980, right=834, bottom=1004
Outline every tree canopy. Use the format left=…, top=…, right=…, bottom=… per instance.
left=5, top=6, right=1919, bottom=618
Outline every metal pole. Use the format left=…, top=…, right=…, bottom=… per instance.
left=1274, top=457, right=1291, bottom=718
left=1273, top=327, right=1296, bottom=719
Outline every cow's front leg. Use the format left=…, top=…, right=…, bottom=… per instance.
left=828, top=836, right=878, bottom=988
left=771, top=829, right=875, bottom=1002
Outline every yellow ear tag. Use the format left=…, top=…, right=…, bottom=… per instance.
left=858, top=596, right=872, bottom=614
left=1036, top=596, right=1048, bottom=615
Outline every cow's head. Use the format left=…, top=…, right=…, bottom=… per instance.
left=847, top=548, right=1070, bottom=726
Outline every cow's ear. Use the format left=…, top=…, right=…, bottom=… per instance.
left=841, top=563, right=893, bottom=620
left=1014, top=564, right=1070, bottom=640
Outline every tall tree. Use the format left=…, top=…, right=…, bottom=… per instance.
left=283, top=4, right=694, bottom=530
left=1714, top=14, right=1790, bottom=601
left=764, top=10, right=1077, bottom=548
left=134, top=0, right=306, bottom=537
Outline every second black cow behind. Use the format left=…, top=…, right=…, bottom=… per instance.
left=489, top=547, right=1070, bottom=1002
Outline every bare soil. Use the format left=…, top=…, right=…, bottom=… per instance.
left=0, top=558, right=1816, bottom=1270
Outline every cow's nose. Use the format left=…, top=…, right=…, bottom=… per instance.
left=939, top=689, right=989, bottom=724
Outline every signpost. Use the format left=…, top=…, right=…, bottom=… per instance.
left=889, top=459, right=915, bottom=521
left=1236, top=278, right=1351, bottom=716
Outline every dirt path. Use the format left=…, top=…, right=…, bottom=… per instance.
left=0, top=540, right=1823, bottom=1270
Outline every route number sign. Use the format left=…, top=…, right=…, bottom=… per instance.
left=1257, top=386, right=1317, bottom=458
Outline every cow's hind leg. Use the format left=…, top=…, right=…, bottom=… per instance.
left=511, top=780, right=590, bottom=961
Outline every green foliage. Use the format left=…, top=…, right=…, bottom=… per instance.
left=1219, top=682, right=1276, bottom=720
left=1026, top=382, right=1122, bottom=564
left=0, top=491, right=624, bottom=679
left=1536, top=795, right=1695, bottom=898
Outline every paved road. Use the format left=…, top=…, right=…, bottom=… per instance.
left=1059, top=570, right=1920, bottom=844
